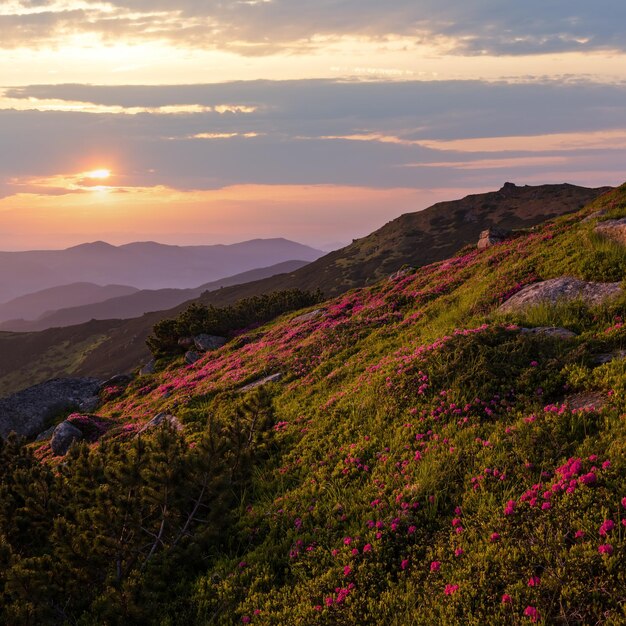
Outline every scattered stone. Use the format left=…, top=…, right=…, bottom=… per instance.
left=185, top=350, right=201, bottom=365
left=292, top=309, right=325, bottom=323
left=0, top=378, right=102, bottom=439
left=582, top=209, right=607, bottom=223
left=499, top=277, right=622, bottom=313
left=520, top=327, right=578, bottom=340
left=177, top=336, right=194, bottom=348
left=140, top=360, right=156, bottom=375
left=564, top=392, right=608, bottom=412
left=239, top=373, right=283, bottom=392
left=138, top=412, right=183, bottom=434
left=78, top=396, right=100, bottom=413
left=477, top=227, right=510, bottom=250
left=50, top=421, right=83, bottom=456
left=594, top=217, right=626, bottom=246
left=591, top=350, right=626, bottom=366
left=389, top=267, right=415, bottom=280
left=194, top=334, right=227, bottom=352
left=100, top=374, right=134, bottom=389
left=35, top=425, right=56, bottom=442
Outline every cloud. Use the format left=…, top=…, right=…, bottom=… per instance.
left=0, top=1, right=625, bottom=55
left=1, top=79, right=625, bottom=195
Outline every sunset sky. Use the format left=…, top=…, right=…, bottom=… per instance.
left=1, top=0, right=626, bottom=250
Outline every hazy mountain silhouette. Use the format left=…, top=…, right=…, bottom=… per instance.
left=0, top=260, right=309, bottom=331
left=0, top=239, right=324, bottom=302
left=0, top=283, right=139, bottom=323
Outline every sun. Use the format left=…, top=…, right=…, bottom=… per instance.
left=86, top=168, right=111, bottom=180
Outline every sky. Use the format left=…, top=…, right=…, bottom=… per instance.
left=1, top=1, right=626, bottom=250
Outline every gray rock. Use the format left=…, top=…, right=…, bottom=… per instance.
left=138, top=412, right=183, bottom=434
left=185, top=350, right=201, bottom=364
left=178, top=336, right=194, bottom=348
left=35, top=425, right=56, bottom=442
left=140, top=360, right=156, bottom=375
left=591, top=350, right=626, bottom=365
left=100, top=374, right=133, bottom=389
left=478, top=227, right=510, bottom=250
left=564, top=392, right=607, bottom=412
left=499, top=277, right=622, bottom=313
left=292, top=309, right=324, bottom=323
left=194, top=334, right=227, bottom=352
left=582, top=209, right=607, bottom=223
left=0, top=378, right=102, bottom=439
left=240, top=373, right=283, bottom=392
left=520, top=326, right=578, bottom=340
left=50, top=421, right=83, bottom=456
left=594, top=217, right=626, bottom=246
left=389, top=268, right=415, bottom=280
left=78, top=396, right=100, bottom=413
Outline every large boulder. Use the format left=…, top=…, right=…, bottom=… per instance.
left=50, top=420, right=83, bottom=456
left=520, top=327, right=577, bottom=340
left=477, top=227, right=510, bottom=250
left=594, top=217, right=626, bottom=246
left=499, top=277, right=622, bottom=314
left=185, top=350, right=201, bottom=364
left=292, top=309, right=324, bottom=324
left=194, top=334, right=227, bottom=352
left=0, top=378, right=102, bottom=439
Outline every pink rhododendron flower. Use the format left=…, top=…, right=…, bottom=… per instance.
left=454, top=548, right=464, bottom=557
left=401, top=559, right=409, bottom=571
left=490, top=532, right=500, bottom=542
left=528, top=576, right=540, bottom=587
left=599, top=520, right=615, bottom=536
left=501, top=594, right=513, bottom=604
left=598, top=544, right=614, bottom=555
left=343, top=565, right=352, bottom=577
left=524, top=606, right=540, bottom=622
left=444, top=584, right=459, bottom=595
left=430, top=561, right=441, bottom=572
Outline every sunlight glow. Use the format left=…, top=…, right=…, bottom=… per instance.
left=86, top=169, right=111, bottom=179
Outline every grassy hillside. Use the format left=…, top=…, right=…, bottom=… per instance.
left=0, top=183, right=609, bottom=396
left=2, top=184, right=625, bottom=624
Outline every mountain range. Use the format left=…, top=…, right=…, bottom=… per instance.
left=0, top=238, right=323, bottom=303
left=0, top=260, right=309, bottom=331
left=0, top=182, right=611, bottom=396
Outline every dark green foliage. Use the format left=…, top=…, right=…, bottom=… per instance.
left=0, top=390, right=277, bottom=625
left=147, top=289, right=323, bottom=357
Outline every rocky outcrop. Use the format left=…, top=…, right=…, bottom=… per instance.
left=477, top=227, right=510, bottom=250
left=194, top=334, right=227, bottom=352
left=0, top=378, right=102, bottom=439
left=138, top=412, right=183, bottom=434
left=240, top=373, right=283, bottom=392
left=591, top=350, right=626, bottom=365
left=499, top=277, right=622, bottom=313
left=50, top=420, right=83, bottom=456
left=140, top=360, right=156, bottom=375
left=520, top=327, right=577, bottom=340
left=594, top=217, right=626, bottom=246
left=100, top=374, right=134, bottom=389
left=292, top=309, right=324, bottom=323
left=185, top=350, right=201, bottom=364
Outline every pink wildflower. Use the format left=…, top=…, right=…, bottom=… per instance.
left=599, top=520, right=615, bottom=536
left=523, top=606, right=540, bottom=622
left=598, top=544, right=614, bottom=555
left=430, top=561, right=441, bottom=572
left=501, top=594, right=513, bottom=604
left=444, top=584, right=459, bottom=595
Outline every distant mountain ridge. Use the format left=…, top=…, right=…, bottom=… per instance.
left=0, top=283, right=139, bottom=323
left=0, top=182, right=612, bottom=396
left=0, top=260, right=310, bottom=331
left=0, top=238, right=324, bottom=302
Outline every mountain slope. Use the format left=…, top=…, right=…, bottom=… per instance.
left=0, top=282, right=139, bottom=323
left=0, top=260, right=310, bottom=332
left=3, top=184, right=626, bottom=625
left=0, top=183, right=610, bottom=396
left=0, top=238, right=323, bottom=302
